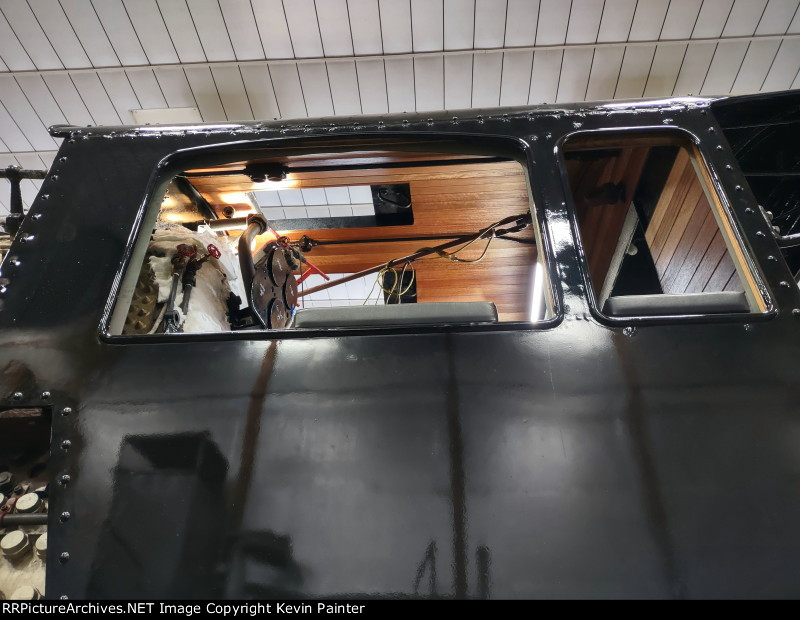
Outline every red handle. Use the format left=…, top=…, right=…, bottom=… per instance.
left=297, top=258, right=330, bottom=284
left=206, top=244, right=221, bottom=259
left=177, top=243, right=197, bottom=258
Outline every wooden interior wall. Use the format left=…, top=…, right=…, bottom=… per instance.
left=645, top=149, right=742, bottom=294
left=564, top=146, right=649, bottom=290
left=160, top=180, right=201, bottom=223
left=187, top=159, right=536, bottom=321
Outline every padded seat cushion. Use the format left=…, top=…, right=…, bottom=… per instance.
left=293, top=301, right=498, bottom=328
left=603, top=291, right=749, bottom=316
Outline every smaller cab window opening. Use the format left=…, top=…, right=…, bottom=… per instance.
left=108, top=142, right=552, bottom=336
left=562, top=131, right=767, bottom=318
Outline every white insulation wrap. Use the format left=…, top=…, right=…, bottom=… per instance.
left=148, top=223, right=240, bottom=333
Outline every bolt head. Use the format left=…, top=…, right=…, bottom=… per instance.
left=61, top=407, right=72, bottom=416
left=61, top=440, right=71, bottom=451
left=59, top=551, right=70, bottom=562
left=60, top=511, right=70, bottom=522
left=59, top=474, right=70, bottom=485
left=41, top=391, right=50, bottom=400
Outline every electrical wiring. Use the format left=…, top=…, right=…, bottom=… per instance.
left=363, top=260, right=416, bottom=305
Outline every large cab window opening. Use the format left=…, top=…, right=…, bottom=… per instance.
left=109, top=142, right=551, bottom=335
left=562, top=131, right=767, bottom=318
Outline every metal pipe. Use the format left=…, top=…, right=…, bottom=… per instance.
left=777, top=233, right=800, bottom=248
left=297, top=212, right=531, bottom=297
left=0, top=167, right=47, bottom=180
left=207, top=217, right=250, bottom=232
left=0, top=513, right=48, bottom=526
left=238, top=214, right=268, bottom=297
left=0, top=166, right=47, bottom=236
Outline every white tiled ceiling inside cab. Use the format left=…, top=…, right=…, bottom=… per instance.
left=254, top=185, right=376, bottom=220
left=1, top=0, right=799, bottom=214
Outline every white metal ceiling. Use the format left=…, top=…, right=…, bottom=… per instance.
left=1, top=0, right=799, bottom=214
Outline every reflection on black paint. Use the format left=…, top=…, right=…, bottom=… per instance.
left=413, top=541, right=438, bottom=598
left=88, top=433, right=228, bottom=599
left=226, top=531, right=304, bottom=599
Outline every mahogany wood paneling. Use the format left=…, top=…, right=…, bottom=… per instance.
left=185, top=158, right=537, bottom=320
left=564, top=146, right=649, bottom=290
left=646, top=149, right=741, bottom=294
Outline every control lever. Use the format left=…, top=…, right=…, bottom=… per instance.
left=179, top=244, right=221, bottom=314
left=159, top=243, right=221, bottom=333
left=159, top=250, right=189, bottom=333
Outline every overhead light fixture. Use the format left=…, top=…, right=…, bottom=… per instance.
left=131, top=107, right=203, bottom=125
left=245, top=163, right=288, bottom=183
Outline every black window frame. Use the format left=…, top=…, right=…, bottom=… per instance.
left=100, top=132, right=562, bottom=342
left=556, top=126, right=776, bottom=327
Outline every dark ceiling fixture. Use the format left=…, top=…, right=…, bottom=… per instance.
left=244, top=163, right=288, bottom=183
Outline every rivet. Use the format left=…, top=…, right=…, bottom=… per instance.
left=60, top=511, right=70, bottom=522
left=40, top=194, right=49, bottom=201
left=715, top=145, right=723, bottom=150
left=11, top=391, right=23, bottom=401
left=708, top=126, right=715, bottom=133
left=61, top=407, right=72, bottom=416
left=530, top=134, right=538, bottom=141
left=60, top=595, right=69, bottom=600
left=19, top=234, right=34, bottom=243
left=623, top=326, right=636, bottom=337
left=744, top=323, right=753, bottom=331
left=59, top=551, right=70, bottom=563
left=779, top=281, right=791, bottom=288
left=59, top=474, right=70, bottom=485
left=545, top=133, right=552, bottom=139
left=744, top=207, right=754, bottom=214
left=41, top=391, right=51, bottom=400
left=572, top=121, right=582, bottom=128
left=61, top=439, right=71, bottom=451
left=734, top=185, right=743, bottom=192
left=31, top=213, right=42, bottom=220
left=700, top=109, right=707, bottom=115
left=50, top=174, right=58, bottom=181
left=725, top=164, right=732, bottom=170
left=756, top=231, right=765, bottom=237
left=767, top=255, right=777, bottom=262
left=59, top=156, right=67, bottom=162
